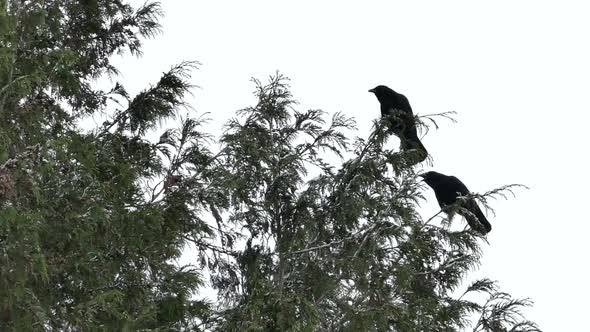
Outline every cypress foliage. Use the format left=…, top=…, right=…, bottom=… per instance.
left=203, top=75, right=539, bottom=332
left=1, top=1, right=210, bottom=330
left=0, top=1, right=539, bottom=331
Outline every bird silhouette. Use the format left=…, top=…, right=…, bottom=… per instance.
left=369, top=85, right=427, bottom=164
left=420, top=171, right=492, bottom=234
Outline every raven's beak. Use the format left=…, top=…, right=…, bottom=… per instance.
left=368, top=88, right=375, bottom=93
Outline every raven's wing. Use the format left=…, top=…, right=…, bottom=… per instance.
left=448, top=176, right=470, bottom=196
left=382, top=93, right=413, bottom=116
left=449, top=176, right=492, bottom=234
left=462, top=199, right=492, bottom=234
left=396, top=93, right=413, bottom=115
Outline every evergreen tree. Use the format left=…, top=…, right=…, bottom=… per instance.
left=200, top=75, right=540, bottom=332
left=0, top=1, right=540, bottom=331
left=1, top=1, right=211, bottom=330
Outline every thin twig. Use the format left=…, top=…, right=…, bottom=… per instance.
left=289, top=224, right=377, bottom=255
left=419, top=209, right=445, bottom=232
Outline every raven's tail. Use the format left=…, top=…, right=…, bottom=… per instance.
left=478, top=215, right=492, bottom=234
left=464, top=202, right=492, bottom=234
left=401, top=136, right=428, bottom=165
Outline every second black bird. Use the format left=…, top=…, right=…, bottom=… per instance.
left=420, top=171, right=492, bottom=234
left=368, top=85, right=427, bottom=164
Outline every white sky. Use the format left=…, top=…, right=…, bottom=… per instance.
left=112, top=1, right=590, bottom=330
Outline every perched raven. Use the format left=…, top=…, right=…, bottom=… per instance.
left=420, top=171, right=492, bottom=234
left=368, top=85, right=427, bottom=163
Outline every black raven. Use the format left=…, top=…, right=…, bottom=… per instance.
left=420, top=171, right=492, bottom=234
left=368, top=85, right=427, bottom=163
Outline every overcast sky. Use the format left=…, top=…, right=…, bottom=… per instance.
left=112, top=1, right=590, bottom=330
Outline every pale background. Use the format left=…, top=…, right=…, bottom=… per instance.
left=109, top=1, right=590, bottom=330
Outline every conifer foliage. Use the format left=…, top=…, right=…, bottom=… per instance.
left=1, top=1, right=210, bottom=330
left=0, top=1, right=539, bottom=331
left=203, top=75, right=540, bottom=332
